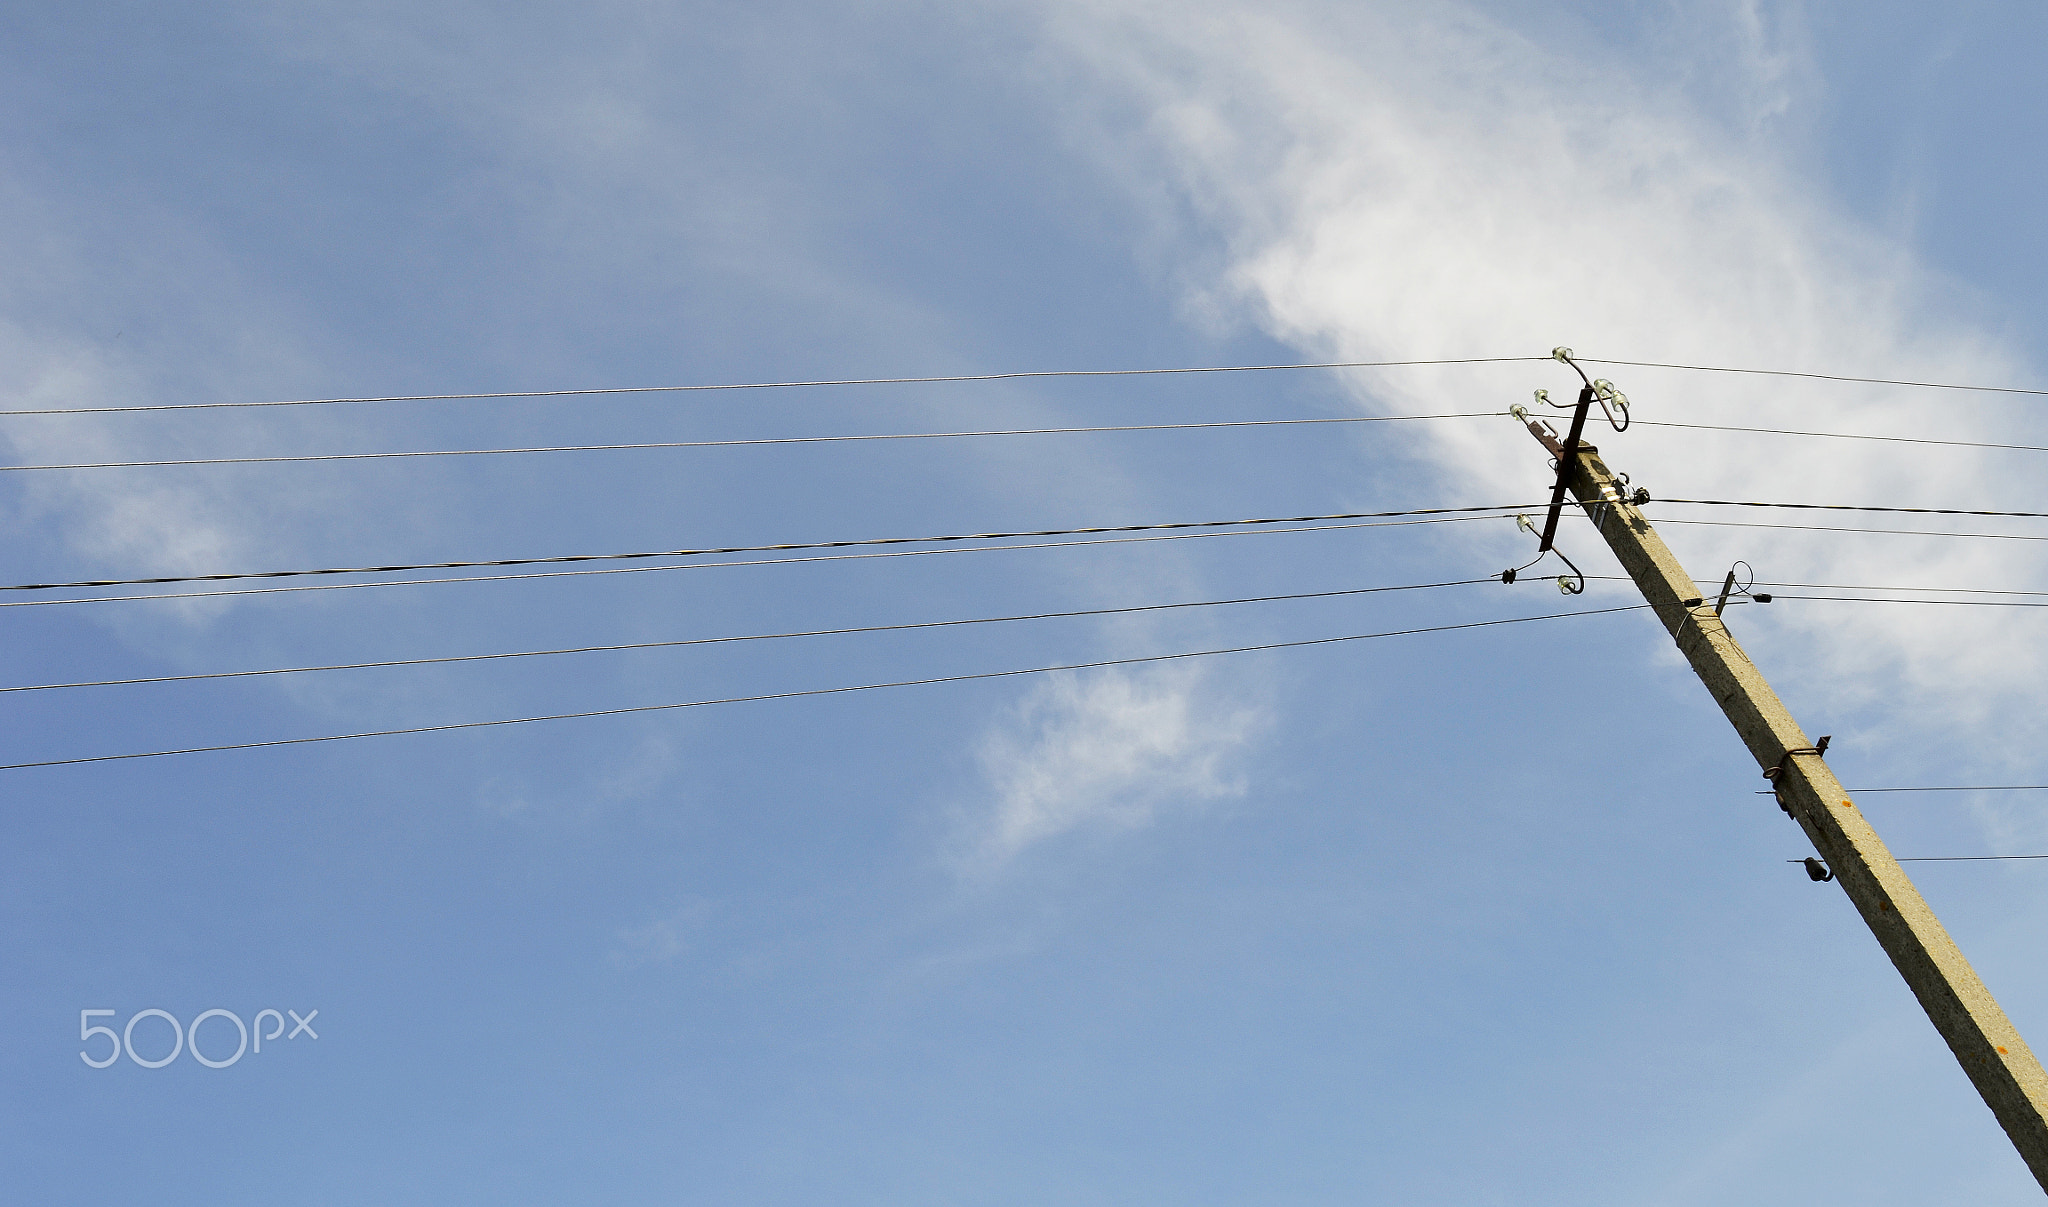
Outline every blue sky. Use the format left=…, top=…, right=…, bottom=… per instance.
left=5, top=2, right=2048, bottom=1203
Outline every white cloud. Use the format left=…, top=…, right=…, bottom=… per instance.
left=1037, top=0, right=2048, bottom=772
left=962, top=663, right=1265, bottom=866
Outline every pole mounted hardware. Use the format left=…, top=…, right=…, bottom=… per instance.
left=1502, top=350, right=1624, bottom=594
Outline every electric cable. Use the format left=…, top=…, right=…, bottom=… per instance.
left=0, top=512, right=1529, bottom=610
left=1590, top=576, right=2048, bottom=598
left=0, top=357, right=1548, bottom=417
left=1759, top=785, right=2048, bottom=794
left=0, top=413, right=1501, bottom=473
left=1639, top=421, right=2048, bottom=455
left=1787, top=856, right=2048, bottom=864
left=1660, top=500, right=2048, bottom=519
left=1657, top=518, right=2048, bottom=542
left=0, top=503, right=1545, bottom=592
left=0, top=578, right=1493, bottom=695
left=14, top=353, right=2048, bottom=419
left=1766, top=595, right=2048, bottom=607
left=31, top=497, right=2040, bottom=596
left=1892, top=855, right=2048, bottom=862
left=1576, top=357, right=2048, bottom=398
left=0, top=603, right=1648, bottom=771
left=1754, top=581, right=2048, bottom=596
left=1586, top=574, right=2048, bottom=606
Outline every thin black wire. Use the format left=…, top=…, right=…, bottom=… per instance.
left=1768, top=595, right=2048, bottom=607
left=0, top=578, right=1492, bottom=695
left=1639, top=420, right=2048, bottom=455
left=1760, top=785, right=2048, bottom=794
left=1577, top=357, right=2048, bottom=398
left=0, top=357, right=1548, bottom=417
left=0, top=413, right=1505, bottom=473
left=29, top=497, right=2039, bottom=595
left=1660, top=499, right=2048, bottom=519
left=0, top=503, right=1543, bottom=592
left=1591, top=574, right=2048, bottom=605
left=1588, top=576, right=2048, bottom=598
left=1757, top=581, right=2048, bottom=596
left=0, top=513, right=1524, bottom=610
left=34, top=498, right=2044, bottom=596
left=0, top=603, right=1649, bottom=772
left=1896, top=855, right=2048, bottom=862
left=16, top=354, right=2048, bottom=419
left=1788, top=856, right=2048, bottom=864
left=1657, top=518, right=2048, bottom=542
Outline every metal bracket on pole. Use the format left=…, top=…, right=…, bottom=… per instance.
left=1537, top=384, right=1595, bottom=553
left=1713, top=568, right=1738, bottom=616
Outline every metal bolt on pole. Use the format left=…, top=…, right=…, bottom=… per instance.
left=1528, top=419, right=2048, bottom=1192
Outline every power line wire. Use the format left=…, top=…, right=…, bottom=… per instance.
left=0, top=603, right=1647, bottom=772
left=1639, top=421, right=2048, bottom=455
left=1585, top=580, right=2048, bottom=607
left=1578, top=357, right=2048, bottom=398
left=0, top=414, right=1501, bottom=473
left=0, top=504, right=1543, bottom=592
left=14, top=354, right=2048, bottom=418
left=0, top=578, right=1492, bottom=695
left=1754, top=580, right=2048, bottom=596
left=1895, top=855, right=2048, bottom=862
left=24, top=496, right=2040, bottom=595
left=1659, top=499, right=2048, bottom=519
left=1657, top=518, right=2048, bottom=542
left=1789, top=855, right=2048, bottom=864
left=1768, top=595, right=2048, bottom=607
left=0, top=513, right=1526, bottom=610
left=1663, top=594, right=2048, bottom=609
left=0, top=357, right=1547, bottom=417
left=1761, top=786, right=2048, bottom=795
left=1591, top=575, right=2048, bottom=598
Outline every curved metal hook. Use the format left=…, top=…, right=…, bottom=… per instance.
left=1554, top=348, right=1632, bottom=432
left=1551, top=546, right=1587, bottom=595
left=1498, top=537, right=1586, bottom=594
left=1592, top=378, right=1632, bottom=432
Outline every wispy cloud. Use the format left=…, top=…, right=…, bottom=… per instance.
left=961, top=663, right=1265, bottom=866
left=1040, top=0, right=2048, bottom=772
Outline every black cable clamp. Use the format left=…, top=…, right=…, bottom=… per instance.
left=1762, top=735, right=1831, bottom=817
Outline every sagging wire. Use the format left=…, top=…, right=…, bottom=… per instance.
left=0, top=603, right=1652, bottom=772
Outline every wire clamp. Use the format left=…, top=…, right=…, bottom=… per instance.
left=1708, top=561, right=1773, bottom=614
left=1763, top=735, right=1831, bottom=816
left=1802, top=857, right=1835, bottom=882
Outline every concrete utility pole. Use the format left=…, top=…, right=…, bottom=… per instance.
left=1521, top=398, right=2048, bottom=1193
